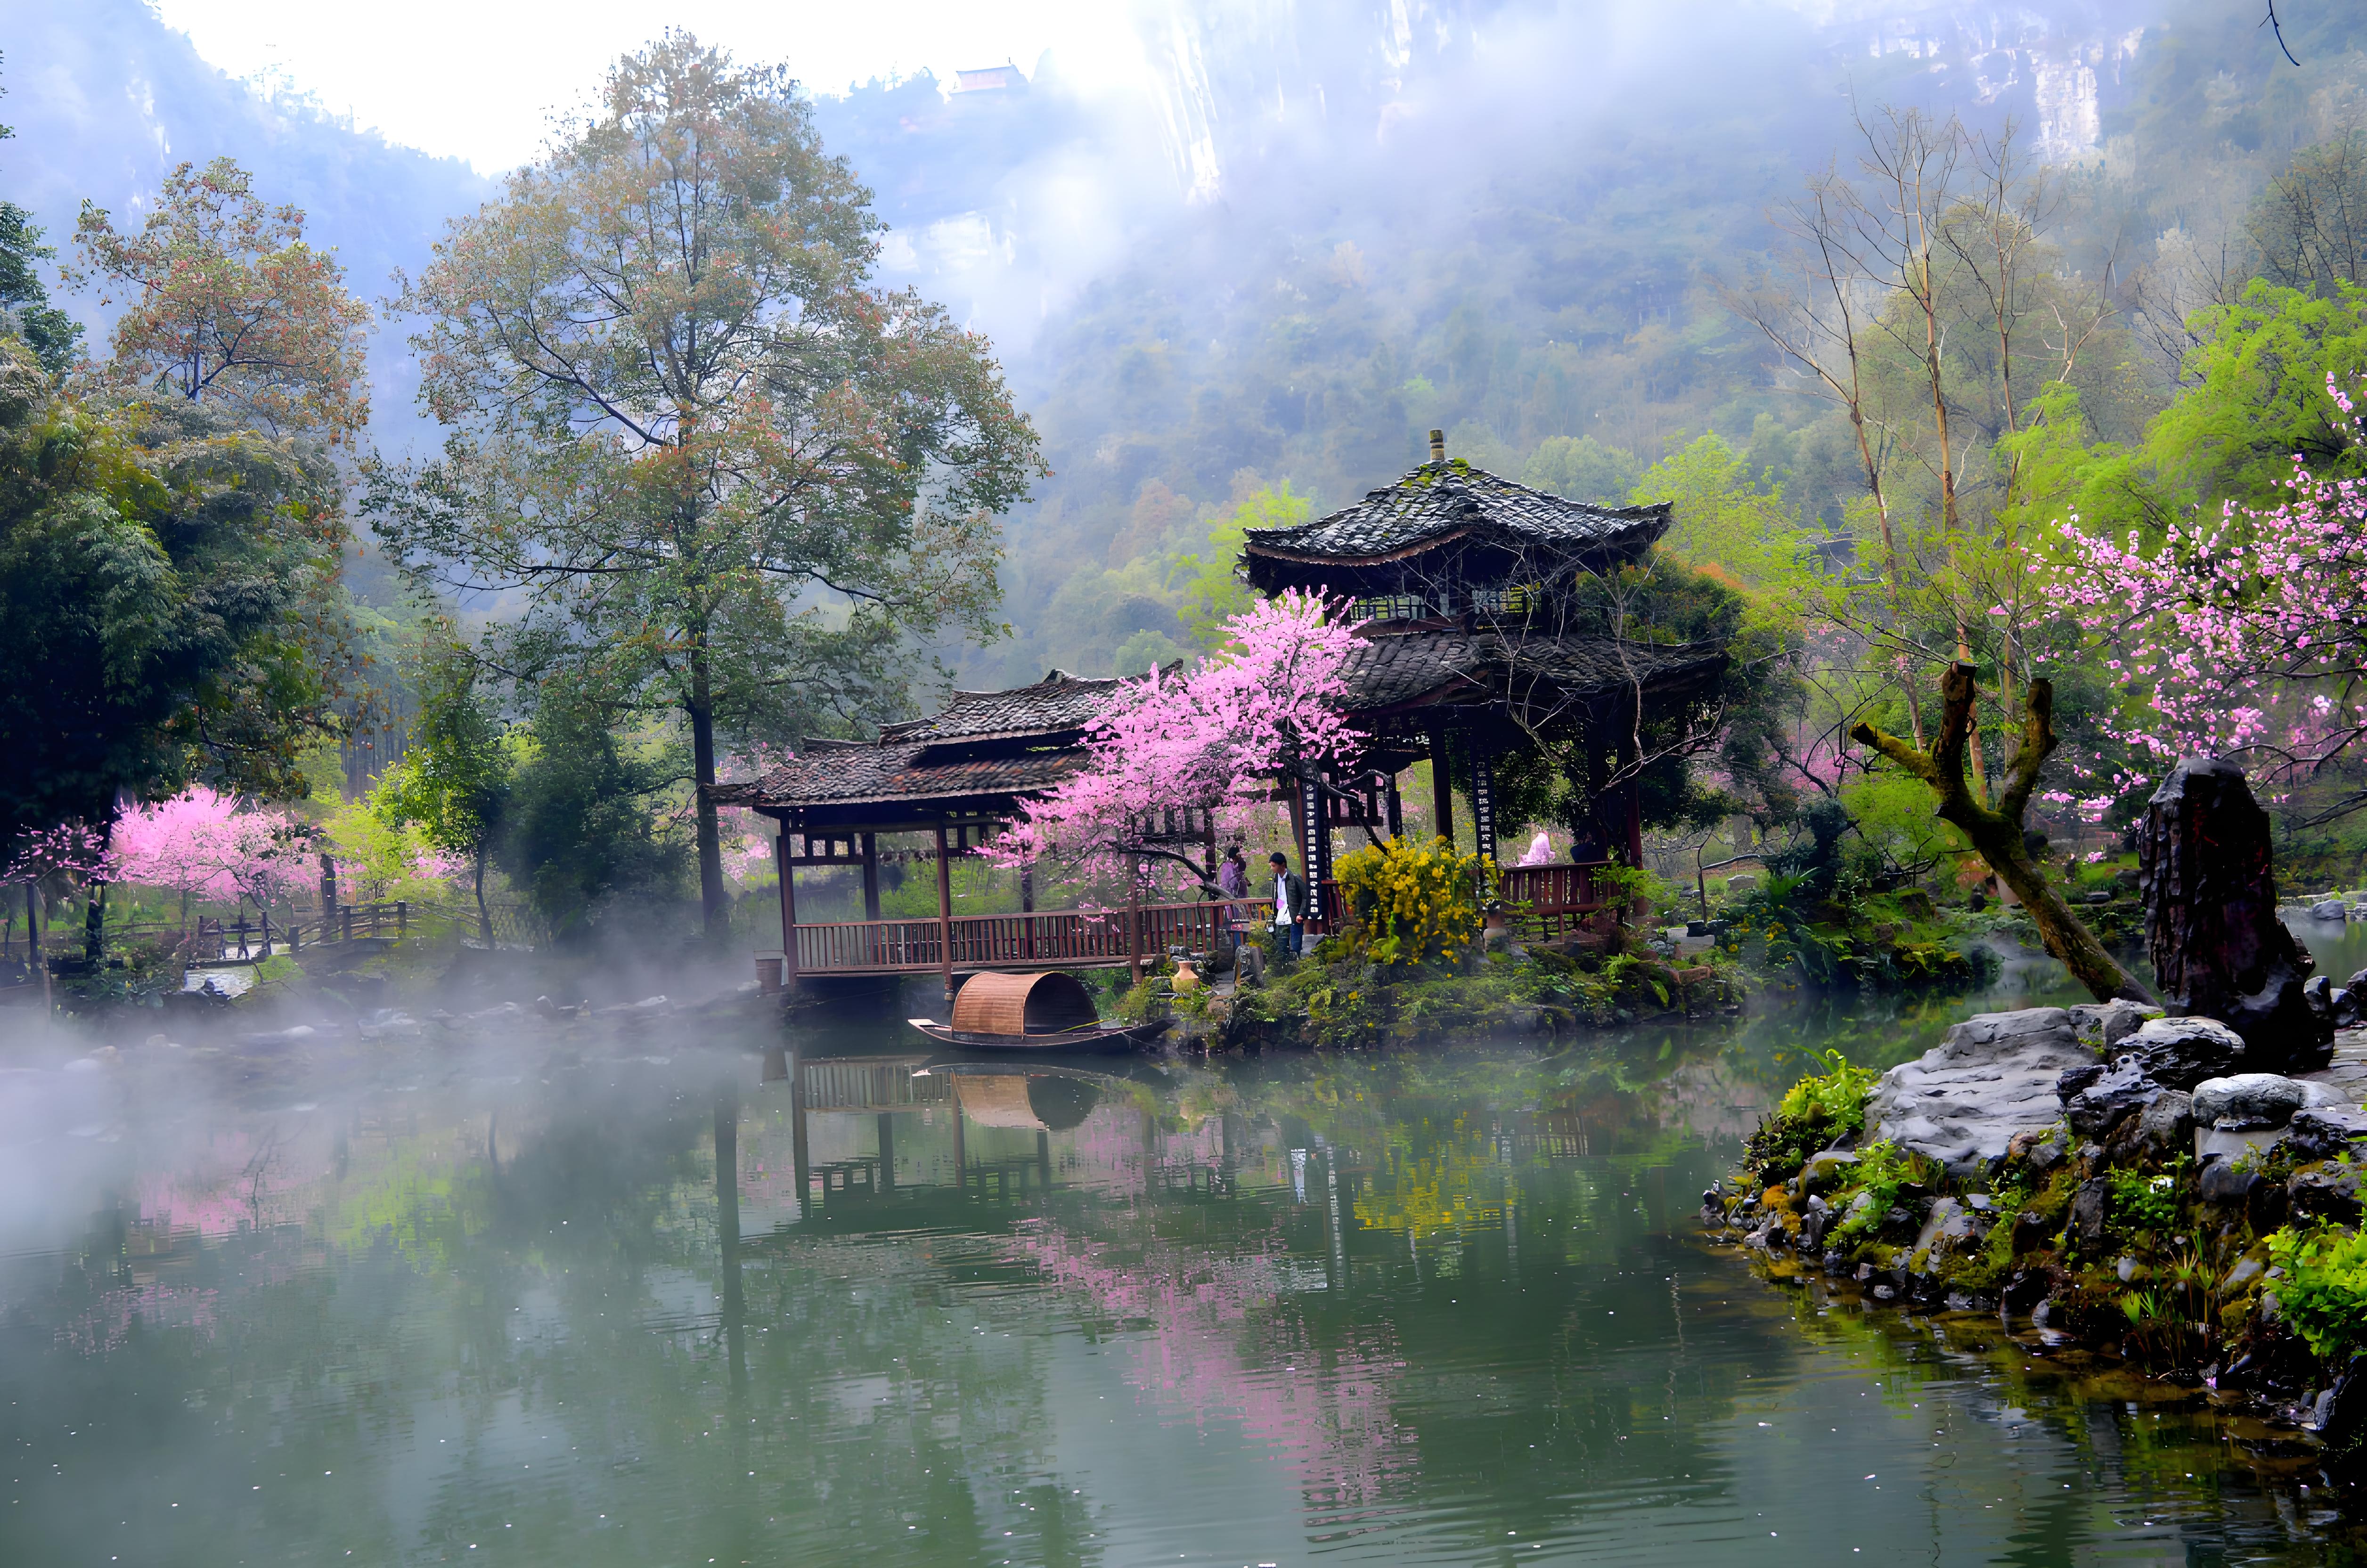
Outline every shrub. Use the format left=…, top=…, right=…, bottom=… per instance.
left=2265, top=1225, right=2367, bottom=1363
left=2109, top=1162, right=2183, bottom=1243
left=1742, top=1049, right=1877, bottom=1185
left=1331, top=835, right=1482, bottom=967
left=1832, top=1140, right=1936, bottom=1242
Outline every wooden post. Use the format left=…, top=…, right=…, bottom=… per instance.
left=396, top=900, right=408, bottom=936
left=789, top=1047, right=811, bottom=1212
left=1427, top=730, right=1456, bottom=847
left=1126, top=848, right=1143, bottom=988
left=952, top=1093, right=966, bottom=1197
left=775, top=826, right=799, bottom=986
left=934, top=820, right=955, bottom=1006
left=860, top=832, right=881, bottom=920
left=1298, top=770, right=1328, bottom=927
left=1469, top=747, right=1499, bottom=906
left=1020, top=857, right=1036, bottom=961
left=1384, top=773, right=1404, bottom=841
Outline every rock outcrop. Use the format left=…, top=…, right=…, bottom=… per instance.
left=2121, top=1015, right=2247, bottom=1089
left=1864, top=1008, right=2094, bottom=1163
left=2138, top=758, right=2333, bottom=1072
left=2193, top=1073, right=2310, bottom=1129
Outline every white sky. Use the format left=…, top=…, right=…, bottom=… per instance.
left=151, top=0, right=1151, bottom=172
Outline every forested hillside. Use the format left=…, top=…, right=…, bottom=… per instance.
left=7, top=0, right=2367, bottom=689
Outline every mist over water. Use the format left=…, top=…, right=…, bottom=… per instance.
left=0, top=951, right=2356, bottom=1565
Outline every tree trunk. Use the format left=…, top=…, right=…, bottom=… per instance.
left=83, top=881, right=105, bottom=968
left=473, top=848, right=492, bottom=948
left=1851, top=662, right=2151, bottom=1004
left=688, top=649, right=726, bottom=940
left=29, top=883, right=49, bottom=1014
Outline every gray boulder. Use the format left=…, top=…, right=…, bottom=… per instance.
left=1864, top=1008, right=2093, bottom=1163
left=2197, top=1159, right=2263, bottom=1205
left=2336, top=987, right=2363, bottom=1029
left=2064, top=1056, right=2166, bottom=1139
left=2311, top=900, right=2350, bottom=921
left=2289, top=1162, right=2365, bottom=1224
left=2123, top=1015, right=2247, bottom=1090
left=2070, top=1176, right=2110, bottom=1250
left=2133, top=1090, right=2196, bottom=1155
left=2192, top=1073, right=2309, bottom=1129
left=2284, top=1106, right=2367, bottom=1163
left=1910, top=1197, right=1979, bottom=1267
left=2068, top=999, right=2157, bottom=1052
left=1798, top=1149, right=1859, bottom=1196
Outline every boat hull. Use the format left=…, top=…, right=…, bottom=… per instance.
left=907, top=1018, right=1172, bottom=1053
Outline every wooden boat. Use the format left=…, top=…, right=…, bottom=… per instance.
left=906, top=970, right=1171, bottom=1053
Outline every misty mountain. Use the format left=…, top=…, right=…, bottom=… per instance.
left=2, top=0, right=491, bottom=450
left=5, top=0, right=2362, bottom=697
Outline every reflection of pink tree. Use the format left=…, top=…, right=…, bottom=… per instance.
left=988, top=590, right=1365, bottom=886
left=1008, top=1214, right=1414, bottom=1512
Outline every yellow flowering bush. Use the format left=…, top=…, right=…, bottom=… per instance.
left=1331, top=835, right=1483, bottom=966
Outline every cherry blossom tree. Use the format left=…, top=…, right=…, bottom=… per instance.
left=2053, top=372, right=2367, bottom=825
left=988, top=589, right=1365, bottom=885
left=112, top=787, right=311, bottom=918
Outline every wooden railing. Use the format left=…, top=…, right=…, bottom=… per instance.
left=793, top=899, right=1265, bottom=975
left=1498, top=863, right=1609, bottom=940
left=784, top=866, right=1617, bottom=976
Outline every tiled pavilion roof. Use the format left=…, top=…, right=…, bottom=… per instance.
left=1242, top=460, right=1667, bottom=587
left=877, top=669, right=1141, bottom=745
left=716, top=636, right=1721, bottom=819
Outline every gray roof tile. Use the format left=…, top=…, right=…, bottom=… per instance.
left=877, top=668, right=1143, bottom=743
left=1244, top=461, right=1668, bottom=569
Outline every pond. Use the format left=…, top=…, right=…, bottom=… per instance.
left=0, top=938, right=2360, bottom=1567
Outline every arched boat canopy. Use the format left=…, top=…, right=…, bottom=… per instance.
left=951, top=970, right=1101, bottom=1037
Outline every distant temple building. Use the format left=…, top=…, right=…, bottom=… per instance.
left=721, top=432, right=1727, bottom=991
left=951, top=64, right=1025, bottom=93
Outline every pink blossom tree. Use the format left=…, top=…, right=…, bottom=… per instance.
left=112, top=787, right=311, bottom=924
left=988, top=589, right=1366, bottom=888
left=2052, top=372, right=2367, bottom=822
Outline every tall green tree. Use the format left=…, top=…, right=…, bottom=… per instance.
left=373, top=640, right=514, bottom=946
left=365, top=33, right=1042, bottom=937
left=0, top=348, right=347, bottom=857
left=72, top=156, right=371, bottom=441
left=498, top=690, right=687, bottom=942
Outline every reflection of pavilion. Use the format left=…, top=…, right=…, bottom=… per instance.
left=750, top=1054, right=1262, bottom=1230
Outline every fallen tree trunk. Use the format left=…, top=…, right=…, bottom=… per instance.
left=1850, top=662, right=2152, bottom=1005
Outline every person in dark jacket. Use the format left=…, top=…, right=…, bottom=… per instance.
left=1269, top=850, right=1307, bottom=956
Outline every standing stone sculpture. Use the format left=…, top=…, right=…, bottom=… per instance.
left=2138, top=758, right=2333, bottom=1072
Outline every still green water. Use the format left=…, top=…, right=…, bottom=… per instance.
left=1, top=939, right=2362, bottom=1567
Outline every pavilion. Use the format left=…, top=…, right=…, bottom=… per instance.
left=719, top=432, right=1729, bottom=993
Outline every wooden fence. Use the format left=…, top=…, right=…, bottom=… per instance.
left=2, top=896, right=550, bottom=973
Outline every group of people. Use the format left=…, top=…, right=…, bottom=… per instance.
left=1213, top=841, right=1307, bottom=957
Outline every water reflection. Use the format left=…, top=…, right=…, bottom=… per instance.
left=0, top=995, right=2351, bottom=1565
